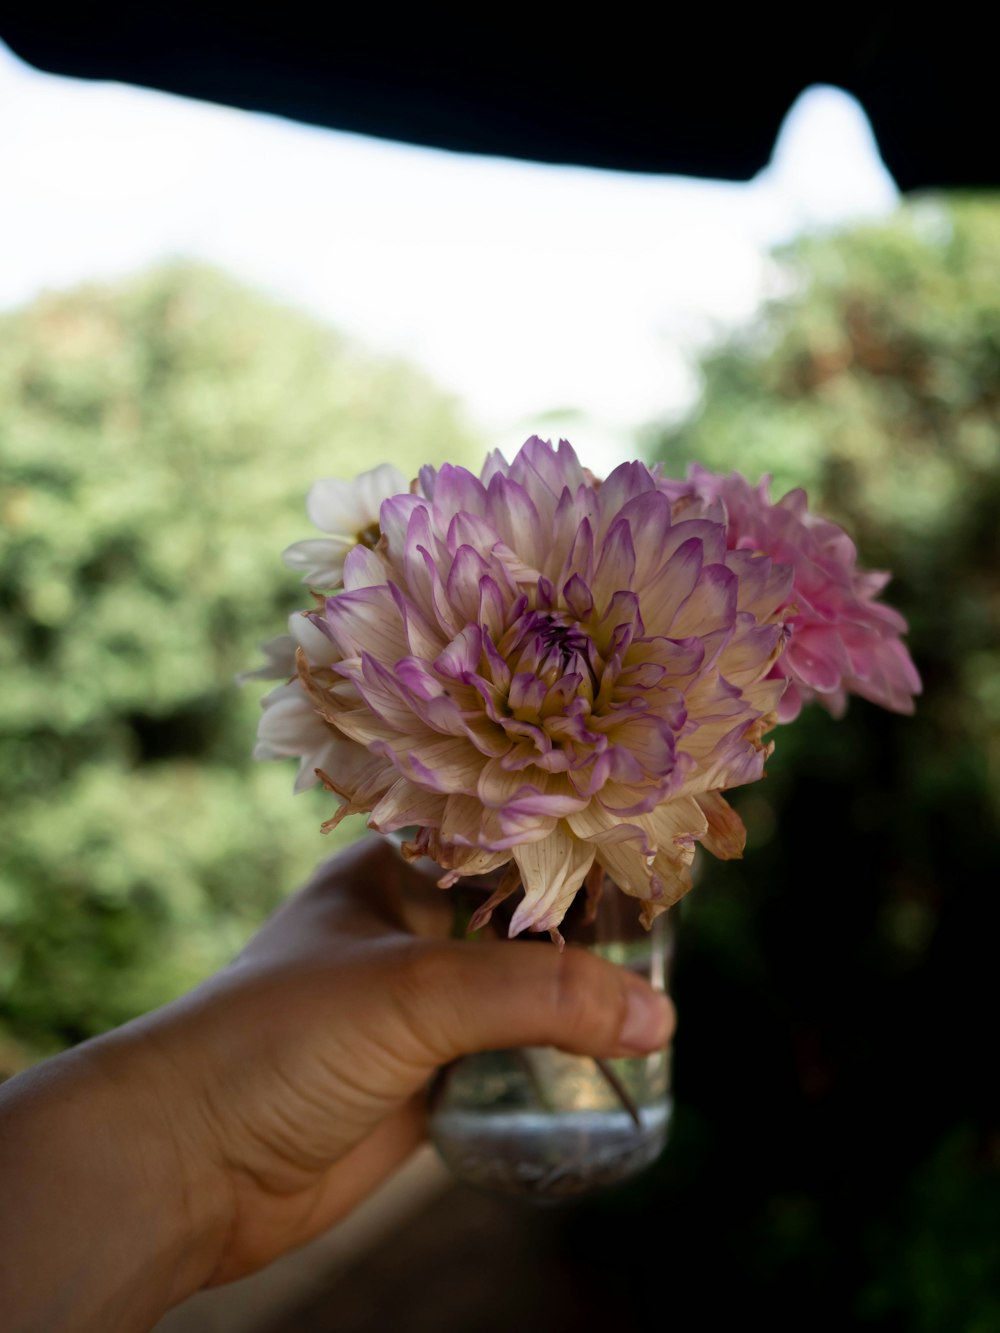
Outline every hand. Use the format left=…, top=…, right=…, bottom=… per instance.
left=0, top=837, right=674, bottom=1331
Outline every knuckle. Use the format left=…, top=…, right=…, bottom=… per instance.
left=550, top=950, right=625, bottom=1049
left=390, top=939, right=443, bottom=1010
left=387, top=940, right=460, bottom=1061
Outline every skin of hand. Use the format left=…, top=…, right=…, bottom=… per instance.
left=0, top=837, right=675, bottom=1332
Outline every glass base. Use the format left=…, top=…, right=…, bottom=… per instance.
left=393, top=842, right=677, bottom=1202
left=427, top=1030, right=672, bottom=1201
left=430, top=1098, right=672, bottom=1201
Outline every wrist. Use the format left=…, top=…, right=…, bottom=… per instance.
left=81, top=1016, right=234, bottom=1306
left=0, top=1022, right=229, bottom=1331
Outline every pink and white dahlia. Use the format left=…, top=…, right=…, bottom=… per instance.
left=255, top=438, right=795, bottom=938
left=658, top=465, right=921, bottom=722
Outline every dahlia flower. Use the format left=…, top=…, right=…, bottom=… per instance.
left=658, top=465, right=921, bottom=722
left=253, top=438, right=795, bottom=940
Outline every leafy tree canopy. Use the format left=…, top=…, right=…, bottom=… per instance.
left=0, top=262, right=481, bottom=1066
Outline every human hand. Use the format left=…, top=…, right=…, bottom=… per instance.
left=0, top=837, right=674, bottom=1331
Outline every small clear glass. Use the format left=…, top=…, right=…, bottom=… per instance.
left=425, top=876, right=675, bottom=1201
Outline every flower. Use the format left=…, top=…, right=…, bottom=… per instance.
left=255, top=438, right=794, bottom=939
left=657, top=465, right=921, bottom=721
left=282, top=463, right=407, bottom=587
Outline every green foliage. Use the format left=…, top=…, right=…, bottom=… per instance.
left=859, top=1129, right=1000, bottom=1332
left=0, top=263, right=480, bottom=1070
left=652, top=197, right=1000, bottom=527
left=621, top=197, right=1000, bottom=1328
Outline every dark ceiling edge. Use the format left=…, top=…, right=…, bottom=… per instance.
left=2, top=17, right=996, bottom=192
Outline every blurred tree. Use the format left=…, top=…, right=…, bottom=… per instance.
left=562, top=199, right=1000, bottom=1330
left=0, top=263, right=481, bottom=1070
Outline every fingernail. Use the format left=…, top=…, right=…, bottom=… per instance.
left=619, top=984, right=670, bottom=1053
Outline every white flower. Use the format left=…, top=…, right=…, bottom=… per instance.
left=282, top=463, right=407, bottom=587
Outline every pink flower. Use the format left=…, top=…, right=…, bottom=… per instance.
left=257, top=438, right=794, bottom=938
left=658, top=465, right=921, bottom=722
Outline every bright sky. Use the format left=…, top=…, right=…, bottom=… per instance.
left=0, top=40, right=897, bottom=470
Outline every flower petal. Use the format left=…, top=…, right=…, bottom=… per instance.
left=694, top=790, right=746, bottom=859
left=509, top=825, right=595, bottom=936
left=282, top=538, right=350, bottom=587
left=307, top=464, right=406, bottom=534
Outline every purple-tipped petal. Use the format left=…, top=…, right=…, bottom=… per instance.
left=322, top=586, right=407, bottom=661
left=431, top=464, right=489, bottom=529
left=435, top=624, right=483, bottom=680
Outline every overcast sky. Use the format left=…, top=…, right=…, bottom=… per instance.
left=1, top=41, right=898, bottom=469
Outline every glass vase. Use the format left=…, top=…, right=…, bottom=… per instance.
left=425, top=872, right=675, bottom=1202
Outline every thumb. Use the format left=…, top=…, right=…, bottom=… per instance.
left=387, top=937, right=674, bottom=1068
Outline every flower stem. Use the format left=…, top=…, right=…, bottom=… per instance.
left=593, top=1056, right=642, bottom=1129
